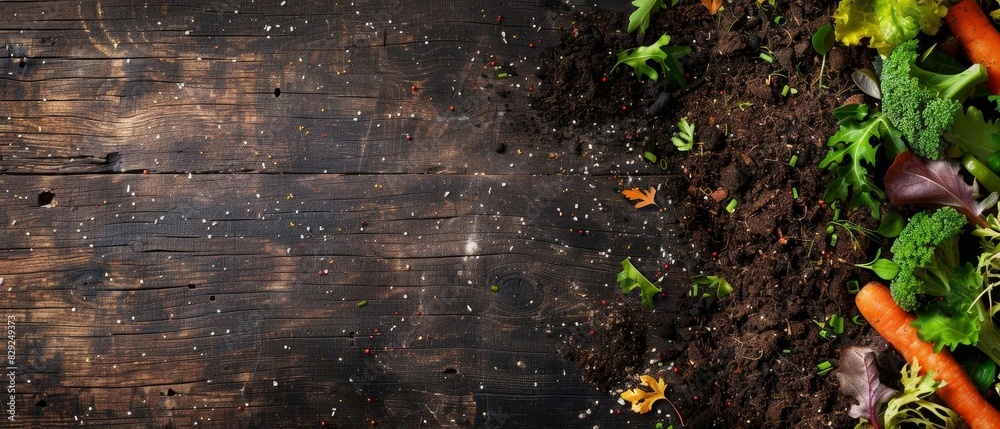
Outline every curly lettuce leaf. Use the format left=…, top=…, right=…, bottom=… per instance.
left=883, top=358, right=959, bottom=429
left=833, top=0, right=948, bottom=55
left=617, top=258, right=662, bottom=309
left=912, top=263, right=984, bottom=352
left=912, top=307, right=980, bottom=352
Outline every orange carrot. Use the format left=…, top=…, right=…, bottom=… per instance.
left=856, top=282, right=1000, bottom=429
left=945, top=0, right=1000, bottom=95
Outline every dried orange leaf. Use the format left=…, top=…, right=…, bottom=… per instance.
left=621, top=375, right=668, bottom=414
left=622, top=186, right=658, bottom=209
left=702, top=0, right=722, bottom=15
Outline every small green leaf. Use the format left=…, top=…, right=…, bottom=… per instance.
left=628, top=0, right=666, bottom=35
left=870, top=259, right=900, bottom=280
left=613, top=34, right=691, bottom=85
left=957, top=350, right=998, bottom=392
left=875, top=211, right=905, bottom=238
left=832, top=103, right=869, bottom=122
left=691, top=275, right=732, bottom=298
left=670, top=117, right=696, bottom=151
left=643, top=151, right=658, bottom=163
left=811, top=23, right=834, bottom=56
left=855, top=250, right=900, bottom=280
left=618, top=258, right=662, bottom=308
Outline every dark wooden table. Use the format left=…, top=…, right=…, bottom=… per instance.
left=0, top=1, right=679, bottom=427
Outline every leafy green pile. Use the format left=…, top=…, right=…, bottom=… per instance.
left=825, top=0, right=1000, bottom=420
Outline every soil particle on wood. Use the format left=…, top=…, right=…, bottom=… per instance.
left=561, top=303, right=647, bottom=392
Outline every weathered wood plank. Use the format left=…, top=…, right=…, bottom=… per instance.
left=0, top=1, right=679, bottom=427
left=0, top=173, right=682, bottom=427
left=0, top=0, right=631, bottom=175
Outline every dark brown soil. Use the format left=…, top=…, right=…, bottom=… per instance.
left=529, top=2, right=964, bottom=428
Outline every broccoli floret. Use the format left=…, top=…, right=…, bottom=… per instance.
left=880, top=39, right=988, bottom=159
left=889, top=207, right=967, bottom=311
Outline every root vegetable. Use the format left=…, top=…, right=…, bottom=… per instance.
left=855, top=281, right=1000, bottom=429
left=945, top=0, right=1000, bottom=95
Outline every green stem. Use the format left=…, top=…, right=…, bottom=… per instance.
left=962, top=153, right=1000, bottom=194
left=818, top=55, right=827, bottom=88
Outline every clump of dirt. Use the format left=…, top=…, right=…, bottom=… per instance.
left=532, top=2, right=899, bottom=427
left=561, top=303, right=647, bottom=391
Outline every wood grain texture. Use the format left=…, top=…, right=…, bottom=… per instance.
left=0, top=0, right=683, bottom=427
left=0, top=173, right=684, bottom=427
left=0, top=0, right=629, bottom=175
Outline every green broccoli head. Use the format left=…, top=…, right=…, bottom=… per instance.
left=880, top=39, right=988, bottom=160
left=889, top=207, right=967, bottom=311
